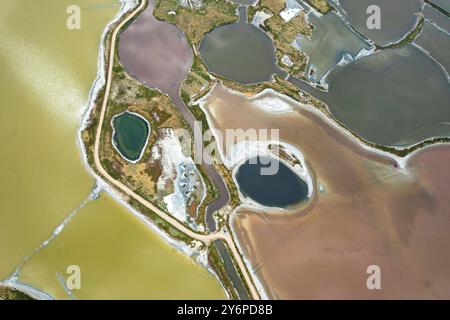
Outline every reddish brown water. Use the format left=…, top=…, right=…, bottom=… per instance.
left=201, top=85, right=450, bottom=299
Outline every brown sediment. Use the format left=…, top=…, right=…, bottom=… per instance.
left=201, top=84, right=450, bottom=299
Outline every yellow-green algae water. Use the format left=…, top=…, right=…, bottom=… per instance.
left=0, top=0, right=225, bottom=299
left=19, top=193, right=225, bottom=299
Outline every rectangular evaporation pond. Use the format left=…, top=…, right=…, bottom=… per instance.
left=214, top=240, right=250, bottom=300
left=414, top=21, right=450, bottom=75
left=423, top=3, right=450, bottom=32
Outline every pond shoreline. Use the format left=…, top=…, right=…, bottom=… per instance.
left=111, top=111, right=151, bottom=163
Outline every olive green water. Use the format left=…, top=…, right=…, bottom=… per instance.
left=0, top=0, right=225, bottom=299
left=19, top=193, right=225, bottom=299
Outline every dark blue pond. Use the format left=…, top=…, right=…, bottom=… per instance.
left=235, top=156, right=309, bottom=208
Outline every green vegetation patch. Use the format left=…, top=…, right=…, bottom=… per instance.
left=0, top=286, right=33, bottom=300
left=154, top=0, right=238, bottom=47
left=181, top=55, right=214, bottom=103
left=252, top=0, right=313, bottom=77
left=304, top=0, right=333, bottom=14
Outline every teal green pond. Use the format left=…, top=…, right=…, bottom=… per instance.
left=112, top=112, right=150, bottom=162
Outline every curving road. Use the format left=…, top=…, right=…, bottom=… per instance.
left=92, top=0, right=259, bottom=300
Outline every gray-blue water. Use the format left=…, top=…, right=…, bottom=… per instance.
left=332, top=0, right=423, bottom=46
left=199, top=6, right=285, bottom=84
